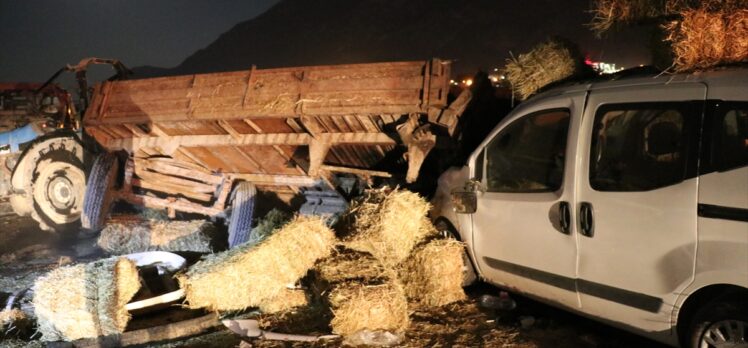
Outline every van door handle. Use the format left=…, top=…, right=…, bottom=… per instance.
left=580, top=202, right=594, bottom=237
left=558, top=201, right=571, bottom=234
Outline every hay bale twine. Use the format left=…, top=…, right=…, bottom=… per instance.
left=258, top=288, right=309, bottom=314
left=98, top=218, right=215, bottom=255
left=399, top=239, right=466, bottom=307
left=505, top=38, right=588, bottom=101
left=328, top=281, right=409, bottom=336
left=665, top=9, right=748, bottom=71
left=177, top=215, right=335, bottom=311
left=32, top=257, right=140, bottom=341
left=341, top=188, right=437, bottom=268
left=0, top=308, right=26, bottom=329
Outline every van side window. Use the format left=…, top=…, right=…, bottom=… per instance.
left=709, top=102, right=748, bottom=171
left=485, top=109, right=570, bottom=193
left=590, top=102, right=700, bottom=191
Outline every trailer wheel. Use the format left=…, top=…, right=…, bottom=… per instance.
left=81, top=153, right=119, bottom=233
left=31, top=151, right=86, bottom=231
left=227, top=182, right=256, bottom=248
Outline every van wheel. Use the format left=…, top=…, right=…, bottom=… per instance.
left=31, top=151, right=86, bottom=231
left=434, top=219, right=478, bottom=287
left=689, top=299, right=748, bottom=348
left=227, top=182, right=256, bottom=248
left=81, top=153, right=119, bottom=233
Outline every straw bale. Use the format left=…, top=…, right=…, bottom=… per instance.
left=589, top=0, right=748, bottom=34
left=32, top=257, right=140, bottom=341
left=328, top=281, right=409, bottom=336
left=98, top=219, right=214, bottom=255
left=178, top=215, right=335, bottom=311
left=341, top=188, right=437, bottom=268
left=505, top=38, right=587, bottom=100
left=399, top=239, right=466, bottom=307
left=315, top=247, right=391, bottom=284
left=258, top=288, right=309, bottom=314
left=665, top=9, right=748, bottom=71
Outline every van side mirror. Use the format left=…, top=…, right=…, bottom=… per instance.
left=451, top=191, right=477, bottom=214
left=451, top=179, right=483, bottom=214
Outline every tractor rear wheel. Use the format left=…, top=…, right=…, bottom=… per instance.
left=81, top=153, right=119, bottom=233
left=31, top=149, right=86, bottom=231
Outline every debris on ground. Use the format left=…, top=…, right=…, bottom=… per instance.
left=177, top=215, right=335, bottom=311
left=98, top=217, right=216, bottom=255
left=32, top=256, right=140, bottom=341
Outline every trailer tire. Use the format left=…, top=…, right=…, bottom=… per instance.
left=31, top=150, right=86, bottom=231
left=227, top=182, right=256, bottom=248
left=81, top=153, right=118, bottom=233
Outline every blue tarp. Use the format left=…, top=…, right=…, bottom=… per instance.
left=0, top=123, right=43, bottom=154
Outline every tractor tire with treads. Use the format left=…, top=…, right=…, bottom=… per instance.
left=81, top=153, right=119, bottom=233
left=227, top=182, right=257, bottom=248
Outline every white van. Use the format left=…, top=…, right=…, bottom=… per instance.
left=431, top=68, right=748, bottom=348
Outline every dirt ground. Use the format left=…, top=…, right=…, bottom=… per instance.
left=0, top=212, right=668, bottom=348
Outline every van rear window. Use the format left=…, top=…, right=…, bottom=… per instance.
left=707, top=102, right=748, bottom=172
left=589, top=102, right=701, bottom=192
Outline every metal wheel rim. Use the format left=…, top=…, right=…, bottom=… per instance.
left=700, top=320, right=748, bottom=348
left=34, top=162, right=85, bottom=224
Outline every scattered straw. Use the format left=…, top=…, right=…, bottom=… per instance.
left=258, top=288, right=309, bottom=314
left=32, top=257, right=140, bottom=341
left=504, top=38, right=586, bottom=100
left=0, top=309, right=25, bottom=327
left=98, top=218, right=215, bottom=255
left=341, top=188, right=436, bottom=268
left=178, top=215, right=335, bottom=311
left=399, top=239, right=466, bottom=307
left=328, top=281, right=409, bottom=336
left=665, top=9, right=748, bottom=71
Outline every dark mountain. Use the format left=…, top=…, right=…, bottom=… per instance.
left=134, top=0, right=652, bottom=77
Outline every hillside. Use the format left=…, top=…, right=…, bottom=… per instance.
left=135, top=0, right=651, bottom=77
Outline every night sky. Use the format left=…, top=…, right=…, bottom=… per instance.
left=0, top=0, right=280, bottom=82
left=1, top=0, right=651, bottom=83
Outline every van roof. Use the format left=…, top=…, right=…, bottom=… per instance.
left=529, top=65, right=748, bottom=100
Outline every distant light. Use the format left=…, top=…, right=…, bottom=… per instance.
left=490, top=77, right=498, bottom=82
left=493, top=68, right=499, bottom=72
left=465, top=79, right=473, bottom=86
left=450, top=79, right=455, bottom=83
left=500, top=75, right=506, bottom=80
left=639, top=64, right=644, bottom=67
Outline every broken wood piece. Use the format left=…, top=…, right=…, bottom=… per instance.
left=320, top=165, right=392, bottom=178
left=224, top=319, right=339, bottom=342
left=308, top=139, right=331, bottom=177
left=70, top=313, right=221, bottom=348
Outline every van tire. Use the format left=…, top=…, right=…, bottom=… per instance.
left=688, top=298, right=748, bottom=348
left=227, top=182, right=256, bottom=248
left=81, top=153, right=118, bottom=233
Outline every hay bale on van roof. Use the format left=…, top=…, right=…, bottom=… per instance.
left=399, top=239, right=466, bottom=307
left=589, top=0, right=748, bottom=34
left=32, top=257, right=140, bottom=341
left=315, top=247, right=391, bottom=284
left=177, top=215, right=335, bottom=312
left=98, top=218, right=215, bottom=255
left=328, top=281, right=409, bottom=336
left=505, top=38, right=588, bottom=101
left=341, top=188, right=437, bottom=268
left=258, top=288, right=309, bottom=314
left=665, top=9, right=748, bottom=71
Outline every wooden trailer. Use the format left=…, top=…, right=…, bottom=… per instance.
left=81, top=59, right=470, bottom=242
